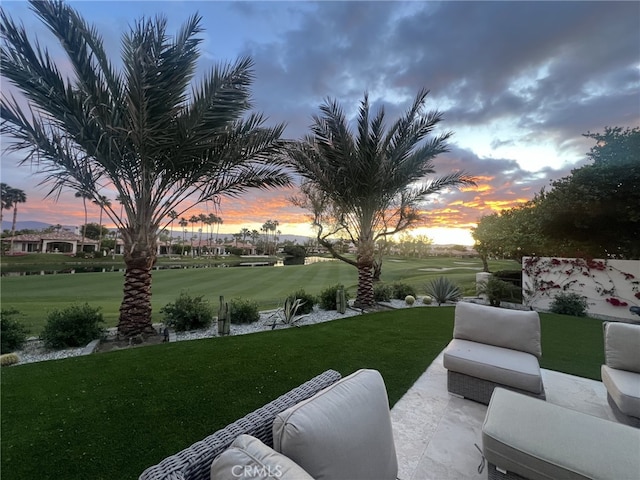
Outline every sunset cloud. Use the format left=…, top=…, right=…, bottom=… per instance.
left=1, top=1, right=638, bottom=245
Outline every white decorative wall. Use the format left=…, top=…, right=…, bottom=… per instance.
left=522, top=256, right=640, bottom=321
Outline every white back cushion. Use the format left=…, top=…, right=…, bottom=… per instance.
left=605, top=322, right=640, bottom=373
left=272, top=369, right=398, bottom=480
left=454, top=302, right=542, bottom=357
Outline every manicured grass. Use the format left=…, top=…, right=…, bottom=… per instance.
left=1, top=256, right=519, bottom=334
left=1, top=306, right=604, bottom=480
left=539, top=312, right=605, bottom=380
left=1, top=308, right=452, bottom=480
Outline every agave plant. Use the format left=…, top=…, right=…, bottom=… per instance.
left=270, top=297, right=310, bottom=329
left=424, top=277, right=462, bottom=306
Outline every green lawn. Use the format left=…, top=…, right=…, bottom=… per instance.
left=1, top=307, right=604, bottom=480
left=1, top=255, right=519, bottom=334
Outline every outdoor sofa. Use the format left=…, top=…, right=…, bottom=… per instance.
left=482, top=387, right=640, bottom=480
left=139, top=368, right=398, bottom=480
left=601, top=321, right=640, bottom=427
left=443, top=302, right=545, bottom=404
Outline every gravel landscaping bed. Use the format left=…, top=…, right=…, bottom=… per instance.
left=13, top=299, right=430, bottom=365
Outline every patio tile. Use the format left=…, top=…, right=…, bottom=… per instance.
left=391, top=351, right=615, bottom=480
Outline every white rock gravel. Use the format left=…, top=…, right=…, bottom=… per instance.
left=13, top=299, right=429, bottom=365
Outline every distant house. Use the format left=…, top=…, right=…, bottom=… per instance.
left=2, top=231, right=99, bottom=254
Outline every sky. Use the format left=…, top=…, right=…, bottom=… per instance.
left=1, top=1, right=639, bottom=245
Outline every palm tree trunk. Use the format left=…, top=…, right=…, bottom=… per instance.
left=117, top=235, right=157, bottom=337
left=354, top=262, right=376, bottom=308
left=353, top=239, right=376, bottom=308
left=97, top=207, right=104, bottom=255
left=9, top=205, right=18, bottom=253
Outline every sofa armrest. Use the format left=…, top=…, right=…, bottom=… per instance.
left=138, top=369, right=342, bottom=480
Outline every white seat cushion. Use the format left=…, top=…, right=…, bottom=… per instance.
left=483, top=388, right=640, bottom=480
left=210, top=435, right=313, bottom=480
left=272, top=369, right=397, bottom=480
left=443, top=339, right=543, bottom=394
left=601, top=365, right=640, bottom=418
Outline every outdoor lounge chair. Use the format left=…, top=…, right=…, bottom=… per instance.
left=601, top=321, right=640, bottom=427
left=443, top=302, right=545, bottom=404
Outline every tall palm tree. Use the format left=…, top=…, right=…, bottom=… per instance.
left=0, top=183, right=10, bottom=224
left=251, top=229, right=260, bottom=246
left=75, top=190, right=92, bottom=253
left=1, top=1, right=290, bottom=336
left=1, top=185, right=27, bottom=253
left=240, top=227, right=250, bottom=244
left=179, top=217, right=188, bottom=249
left=93, top=195, right=111, bottom=254
left=167, top=210, right=178, bottom=253
left=287, top=90, right=475, bottom=307
left=189, top=215, right=200, bottom=256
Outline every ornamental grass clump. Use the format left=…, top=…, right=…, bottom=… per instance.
left=160, top=292, right=214, bottom=332
left=40, top=303, right=104, bottom=349
left=424, top=276, right=462, bottom=306
left=0, top=352, right=19, bottom=367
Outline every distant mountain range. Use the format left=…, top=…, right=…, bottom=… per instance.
left=2, top=220, right=74, bottom=232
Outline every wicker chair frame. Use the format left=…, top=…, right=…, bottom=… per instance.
left=139, top=369, right=342, bottom=480
left=447, top=371, right=545, bottom=405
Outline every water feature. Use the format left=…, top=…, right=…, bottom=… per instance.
left=0, top=256, right=335, bottom=276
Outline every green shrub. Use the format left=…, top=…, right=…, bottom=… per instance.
left=40, top=303, right=104, bottom=349
left=424, top=277, right=462, bottom=306
left=285, top=289, right=316, bottom=315
left=550, top=292, right=588, bottom=317
left=477, top=276, right=519, bottom=307
left=160, top=292, right=214, bottom=332
left=374, top=283, right=393, bottom=302
left=319, top=284, right=350, bottom=310
left=1, top=308, right=29, bottom=354
left=391, top=282, right=417, bottom=299
left=229, top=298, right=260, bottom=324
left=405, top=295, right=416, bottom=305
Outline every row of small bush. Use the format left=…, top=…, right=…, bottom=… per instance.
left=374, top=282, right=418, bottom=302
left=374, top=278, right=462, bottom=306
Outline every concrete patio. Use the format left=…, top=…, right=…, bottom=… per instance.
left=391, top=351, right=618, bottom=480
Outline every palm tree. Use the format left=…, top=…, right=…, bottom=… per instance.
left=0, top=183, right=10, bottom=224
left=240, top=227, right=250, bottom=244
left=93, top=195, right=111, bottom=254
left=167, top=210, right=178, bottom=253
left=189, top=215, right=200, bottom=256
left=251, top=229, right=260, bottom=246
left=1, top=1, right=290, bottom=336
left=75, top=190, right=92, bottom=253
left=179, top=217, right=188, bottom=250
left=1, top=185, right=27, bottom=253
left=198, top=213, right=208, bottom=253
left=286, top=90, right=475, bottom=307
